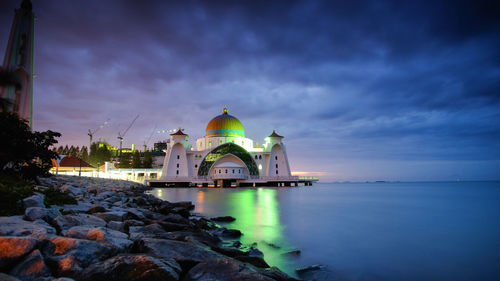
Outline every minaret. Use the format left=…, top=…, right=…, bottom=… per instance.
left=0, top=0, right=35, bottom=128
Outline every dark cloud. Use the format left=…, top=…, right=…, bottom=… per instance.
left=1, top=0, right=499, bottom=181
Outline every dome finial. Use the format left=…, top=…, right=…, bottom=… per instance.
left=223, top=106, right=228, bottom=115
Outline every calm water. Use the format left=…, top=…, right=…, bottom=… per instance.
left=150, top=182, right=500, bottom=281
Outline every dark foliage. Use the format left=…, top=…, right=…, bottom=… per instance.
left=0, top=175, right=34, bottom=216
left=143, top=150, right=153, bottom=168
left=0, top=111, right=61, bottom=182
left=118, top=152, right=132, bottom=168
left=131, top=151, right=141, bottom=168
left=41, top=187, right=77, bottom=206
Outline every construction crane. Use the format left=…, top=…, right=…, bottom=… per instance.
left=143, top=125, right=157, bottom=152
left=87, top=119, right=110, bottom=149
left=157, top=128, right=184, bottom=134
left=117, top=115, right=139, bottom=159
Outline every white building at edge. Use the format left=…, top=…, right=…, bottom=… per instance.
left=148, top=107, right=299, bottom=187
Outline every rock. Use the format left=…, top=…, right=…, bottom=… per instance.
left=183, top=258, right=273, bottom=281
left=211, top=246, right=248, bottom=258
left=0, top=237, right=38, bottom=271
left=9, top=249, right=51, bottom=281
left=62, top=226, right=132, bottom=251
left=124, top=219, right=145, bottom=227
left=94, top=211, right=127, bottom=222
left=23, top=207, right=48, bottom=221
left=129, top=224, right=170, bottom=240
left=125, top=208, right=146, bottom=221
left=43, top=237, right=115, bottom=277
left=0, top=217, right=55, bottom=238
left=78, top=254, right=180, bottom=281
left=133, top=238, right=224, bottom=267
left=155, top=221, right=191, bottom=232
left=60, top=202, right=93, bottom=213
left=282, top=250, right=301, bottom=257
left=0, top=273, right=21, bottom=281
left=86, top=204, right=107, bottom=214
left=107, top=221, right=125, bottom=232
left=263, top=241, right=280, bottom=249
left=23, top=193, right=45, bottom=208
left=295, top=264, right=324, bottom=275
left=221, top=228, right=242, bottom=238
left=162, top=213, right=189, bottom=224
left=257, top=266, right=301, bottom=281
left=235, top=255, right=270, bottom=268
left=60, top=185, right=83, bottom=196
left=248, top=247, right=264, bottom=258
left=96, top=191, right=115, bottom=201
left=170, top=207, right=190, bottom=218
left=52, top=214, right=106, bottom=232
left=51, top=278, right=75, bottom=281
left=211, top=216, right=236, bottom=222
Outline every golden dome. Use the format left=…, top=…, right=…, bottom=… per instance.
left=205, top=107, right=245, bottom=137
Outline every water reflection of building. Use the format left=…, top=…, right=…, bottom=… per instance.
left=149, top=107, right=300, bottom=187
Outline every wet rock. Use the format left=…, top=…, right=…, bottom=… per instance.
left=0, top=273, right=21, bottom=281
left=221, top=228, right=242, bottom=238
left=295, top=264, right=324, bottom=275
left=23, top=207, right=48, bottom=222
left=0, top=236, right=38, bottom=271
left=263, top=241, right=280, bottom=249
left=183, top=258, right=273, bottom=281
left=282, top=250, right=301, bottom=257
left=257, top=266, right=301, bottom=281
left=0, top=217, right=55, bottom=237
left=170, top=207, right=190, bottom=218
left=211, top=216, right=236, bottom=222
left=234, top=255, right=270, bottom=268
left=156, top=221, right=191, bottom=232
left=78, top=254, right=180, bottom=281
left=163, top=213, right=189, bottom=224
left=133, top=238, right=224, bottom=266
left=51, top=278, right=74, bottom=281
left=62, top=226, right=132, bottom=251
left=125, top=208, right=146, bottom=221
left=248, top=247, right=264, bottom=258
left=59, top=202, right=93, bottom=213
left=9, top=249, right=51, bottom=281
left=52, top=214, right=106, bottom=232
left=86, top=204, right=107, bottom=214
left=60, top=185, right=83, bottom=196
left=43, top=237, right=115, bottom=277
left=94, top=211, right=128, bottom=222
left=211, top=246, right=248, bottom=258
left=96, top=191, right=115, bottom=201
left=23, top=193, right=45, bottom=208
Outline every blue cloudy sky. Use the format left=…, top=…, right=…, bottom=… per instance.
left=1, top=0, right=499, bottom=181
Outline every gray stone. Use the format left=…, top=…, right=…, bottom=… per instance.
left=94, top=211, right=127, bottom=222
left=44, top=237, right=115, bottom=278
left=0, top=273, right=21, bottom=281
left=129, top=224, right=169, bottom=240
left=9, top=249, right=51, bottom=281
left=86, top=204, right=107, bottom=214
left=0, top=236, right=38, bottom=271
left=60, top=185, right=83, bottom=196
left=23, top=207, right=48, bottom=221
left=133, top=238, right=224, bottom=265
left=183, top=258, right=273, bottom=281
left=52, top=214, right=106, bottom=232
left=23, top=193, right=45, bottom=208
left=107, top=221, right=125, bottom=232
left=51, top=278, right=75, bottom=281
left=78, top=254, right=180, bottom=281
left=62, top=226, right=132, bottom=251
left=0, top=216, right=56, bottom=237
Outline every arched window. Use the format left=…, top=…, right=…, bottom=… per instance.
left=276, top=170, right=278, bottom=175
left=232, top=169, right=235, bottom=173
left=238, top=169, right=241, bottom=174
left=176, top=170, right=179, bottom=175
left=177, top=155, right=180, bottom=159
left=219, top=169, right=221, bottom=173
left=225, top=169, right=228, bottom=173
left=255, top=155, right=258, bottom=160
left=195, top=164, right=198, bottom=168
left=275, top=156, right=277, bottom=160
left=259, top=155, right=262, bottom=160
left=177, top=163, right=179, bottom=168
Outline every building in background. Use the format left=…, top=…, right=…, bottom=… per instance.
left=149, top=107, right=307, bottom=187
left=0, top=0, right=35, bottom=128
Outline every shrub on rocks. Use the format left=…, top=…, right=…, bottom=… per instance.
left=40, top=187, right=76, bottom=207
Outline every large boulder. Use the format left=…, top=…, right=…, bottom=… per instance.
left=128, top=224, right=171, bottom=241
left=0, top=217, right=56, bottom=237
left=52, top=214, right=106, bottom=232
left=0, top=237, right=38, bottom=271
left=43, top=237, right=115, bottom=277
left=23, top=207, right=60, bottom=223
left=183, top=258, right=273, bottom=281
left=9, top=249, right=51, bottom=281
left=133, top=238, right=224, bottom=266
left=94, top=211, right=127, bottom=222
left=0, top=273, right=21, bottom=281
left=23, top=193, right=45, bottom=208
left=86, top=204, right=108, bottom=214
left=62, top=226, right=132, bottom=251
left=78, top=254, right=180, bottom=281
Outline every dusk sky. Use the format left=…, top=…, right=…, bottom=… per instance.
left=1, top=0, right=499, bottom=182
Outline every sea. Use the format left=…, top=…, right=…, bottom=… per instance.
left=149, top=181, right=500, bottom=281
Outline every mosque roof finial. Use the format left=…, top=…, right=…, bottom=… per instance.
left=223, top=106, right=228, bottom=115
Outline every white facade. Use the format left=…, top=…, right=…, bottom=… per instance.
left=156, top=108, right=297, bottom=187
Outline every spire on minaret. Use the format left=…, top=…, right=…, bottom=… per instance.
left=0, top=0, right=35, bottom=128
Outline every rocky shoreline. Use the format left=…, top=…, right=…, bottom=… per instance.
left=0, top=175, right=299, bottom=281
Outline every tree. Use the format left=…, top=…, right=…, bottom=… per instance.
left=62, top=145, right=69, bottom=155
left=56, top=146, right=64, bottom=155
left=80, top=146, right=89, bottom=161
left=118, top=153, right=132, bottom=168
left=131, top=151, right=141, bottom=168
left=88, top=142, right=111, bottom=167
left=0, top=111, right=61, bottom=181
left=143, top=150, right=153, bottom=168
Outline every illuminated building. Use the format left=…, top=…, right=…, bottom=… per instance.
left=149, top=107, right=299, bottom=187
left=0, top=0, right=35, bottom=128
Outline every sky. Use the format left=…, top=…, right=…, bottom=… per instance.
left=1, top=0, right=499, bottom=182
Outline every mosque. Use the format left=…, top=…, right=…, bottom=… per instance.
left=148, top=107, right=301, bottom=187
